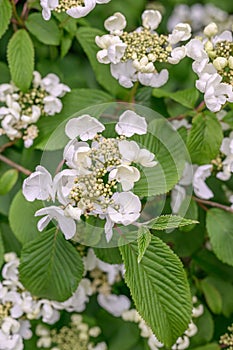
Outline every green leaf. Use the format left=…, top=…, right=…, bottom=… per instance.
left=76, top=27, right=128, bottom=98
left=190, top=307, right=214, bottom=345
left=152, top=87, right=199, bottom=109
left=187, top=113, right=223, bottom=165
left=137, top=227, right=151, bottom=263
left=0, top=169, right=18, bottom=195
left=9, top=191, right=42, bottom=245
left=0, top=61, right=10, bottom=83
left=0, top=229, right=5, bottom=268
left=0, top=222, right=21, bottom=255
left=146, top=215, right=198, bottom=230
left=193, top=344, right=220, bottom=350
left=120, top=236, right=192, bottom=347
left=7, top=29, right=34, bottom=92
left=206, top=209, right=233, bottom=266
left=201, top=278, right=222, bottom=314
left=26, top=13, right=61, bottom=45
left=93, top=247, right=122, bottom=264
left=19, top=228, right=84, bottom=301
left=0, top=0, right=12, bottom=39
left=61, top=32, right=73, bottom=58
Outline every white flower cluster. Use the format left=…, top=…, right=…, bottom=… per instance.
left=167, top=3, right=233, bottom=34
left=96, top=10, right=191, bottom=88
left=40, top=0, right=111, bottom=21
left=122, top=296, right=204, bottom=350
left=22, top=111, right=157, bottom=242
left=0, top=71, right=70, bottom=148
left=36, top=315, right=107, bottom=350
left=186, top=24, right=233, bottom=112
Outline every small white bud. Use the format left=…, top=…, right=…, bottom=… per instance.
left=204, top=40, right=214, bottom=52
left=229, top=56, right=233, bottom=69
left=213, top=57, right=228, bottom=70
left=203, top=22, right=218, bottom=37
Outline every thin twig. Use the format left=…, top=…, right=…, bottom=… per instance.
left=0, top=154, right=32, bottom=176
left=193, top=196, right=233, bottom=213
left=0, top=141, right=16, bottom=153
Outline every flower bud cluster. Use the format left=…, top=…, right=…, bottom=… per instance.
left=0, top=71, right=70, bottom=147
left=22, top=111, right=157, bottom=242
left=96, top=10, right=191, bottom=88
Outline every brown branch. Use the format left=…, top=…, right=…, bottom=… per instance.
left=193, top=196, right=233, bottom=213
left=0, top=154, right=32, bottom=176
left=0, top=141, right=16, bottom=153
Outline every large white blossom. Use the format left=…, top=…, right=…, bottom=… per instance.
left=40, top=0, right=111, bottom=21
left=22, top=112, right=157, bottom=242
left=96, top=10, right=191, bottom=88
left=0, top=71, right=70, bottom=147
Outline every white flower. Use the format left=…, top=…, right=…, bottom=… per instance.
left=40, top=0, right=58, bottom=20
left=35, top=206, right=76, bottom=240
left=192, top=303, right=204, bottom=318
left=168, top=23, right=192, bottom=45
left=109, top=164, right=140, bottom=191
left=96, top=35, right=127, bottom=64
left=22, top=166, right=53, bottom=202
left=184, top=321, right=197, bottom=337
left=138, top=69, right=169, bottom=88
left=97, top=294, right=130, bottom=316
left=53, top=169, right=79, bottom=205
left=119, top=140, right=157, bottom=167
left=204, top=22, right=218, bottom=36
left=110, top=61, right=137, bottom=88
left=148, top=334, right=164, bottom=350
left=172, top=335, right=190, bottom=350
left=168, top=46, right=187, bottom=64
left=115, top=110, right=147, bottom=137
left=65, top=115, right=105, bottom=141
left=64, top=140, right=91, bottom=174
left=41, top=73, right=70, bottom=97
left=0, top=83, right=14, bottom=102
left=171, top=185, right=186, bottom=214
left=216, top=132, right=233, bottom=180
left=43, top=96, right=63, bottom=115
left=141, top=10, right=162, bottom=31
left=193, top=164, right=214, bottom=199
left=186, top=39, right=208, bottom=62
left=104, top=12, right=127, bottom=35
left=66, top=0, right=96, bottom=19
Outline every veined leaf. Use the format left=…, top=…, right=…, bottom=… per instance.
left=137, top=226, right=151, bottom=263
left=7, top=29, right=34, bottom=92
left=0, top=229, right=5, bottom=268
left=0, top=169, right=18, bottom=195
left=120, top=236, right=192, bottom=347
left=26, top=13, right=61, bottom=45
left=152, top=87, right=199, bottom=109
left=0, top=0, right=12, bottom=39
left=146, top=215, right=198, bottom=230
left=206, top=208, right=233, bottom=266
left=201, top=278, right=222, bottom=314
left=19, top=228, right=84, bottom=301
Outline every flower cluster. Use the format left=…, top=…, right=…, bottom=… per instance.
left=0, top=71, right=70, bottom=147
left=220, top=323, right=233, bottom=350
left=95, top=10, right=191, bottom=88
left=122, top=296, right=204, bottom=350
left=22, top=111, right=157, bottom=242
left=186, top=23, right=233, bottom=112
left=40, top=0, right=111, bottom=21
left=36, top=316, right=107, bottom=350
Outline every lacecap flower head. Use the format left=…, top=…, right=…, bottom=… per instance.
left=95, top=10, right=191, bottom=88
left=40, top=0, right=111, bottom=21
left=22, top=111, right=157, bottom=242
left=0, top=71, right=70, bottom=147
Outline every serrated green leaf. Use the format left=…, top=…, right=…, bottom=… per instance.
left=19, top=228, right=84, bottom=301
left=137, top=227, right=151, bottom=263
left=0, top=169, right=18, bottom=195
left=0, top=0, right=12, bottom=39
left=26, top=13, right=61, bottom=45
left=152, top=87, right=199, bottom=109
left=7, top=29, right=34, bottom=92
left=93, top=247, right=122, bottom=264
left=120, top=236, right=192, bottom=347
left=9, top=191, right=42, bottom=245
left=76, top=27, right=128, bottom=98
left=146, top=215, right=198, bottom=230
left=187, top=113, right=223, bottom=165
left=201, top=278, right=222, bottom=314
left=0, top=61, right=10, bottom=83
left=206, top=209, right=233, bottom=266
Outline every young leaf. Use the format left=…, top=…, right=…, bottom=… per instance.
left=93, top=247, right=122, bottom=264
left=206, top=208, right=233, bottom=266
left=146, top=215, right=198, bottom=230
left=19, top=228, right=84, bottom=302
left=201, top=278, right=222, bottom=314
left=7, top=29, right=34, bottom=92
left=137, top=226, right=151, bottom=263
left=26, top=13, right=61, bottom=45
left=187, top=112, right=223, bottom=165
left=120, top=236, right=192, bottom=347
left=9, top=191, right=42, bottom=245
left=0, top=169, right=18, bottom=195
left=152, top=87, right=199, bottom=109
left=0, top=0, right=12, bottom=39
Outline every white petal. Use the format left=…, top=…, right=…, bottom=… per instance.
left=97, top=294, right=130, bottom=316
left=193, top=165, right=214, bottom=199
left=65, top=115, right=105, bottom=140
left=66, top=0, right=95, bottom=18
left=22, top=166, right=53, bottom=202
left=141, top=10, right=162, bottom=31
left=138, top=69, right=169, bottom=88
left=115, top=110, right=147, bottom=137
left=168, top=23, right=191, bottom=45
left=104, top=12, right=127, bottom=35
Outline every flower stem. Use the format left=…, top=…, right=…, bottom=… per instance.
left=0, top=154, right=31, bottom=176
left=10, top=0, right=25, bottom=27
left=0, top=141, right=16, bottom=153
left=128, top=82, right=139, bottom=104
left=193, top=196, right=233, bottom=213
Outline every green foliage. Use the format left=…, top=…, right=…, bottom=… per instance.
left=0, top=169, right=18, bottom=195
left=93, top=247, right=122, bottom=264
left=9, top=191, right=42, bottom=245
left=206, top=209, right=233, bottom=266
left=201, top=278, right=222, bottom=314
left=19, top=228, right=84, bottom=301
left=146, top=214, right=198, bottom=230
left=7, top=29, right=34, bottom=92
left=187, top=113, right=223, bottom=165
left=120, top=236, right=192, bottom=347
left=153, top=87, right=199, bottom=109
left=0, top=229, right=5, bottom=268
left=137, top=226, right=151, bottom=263
left=0, top=0, right=12, bottom=39
left=26, top=13, right=61, bottom=45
